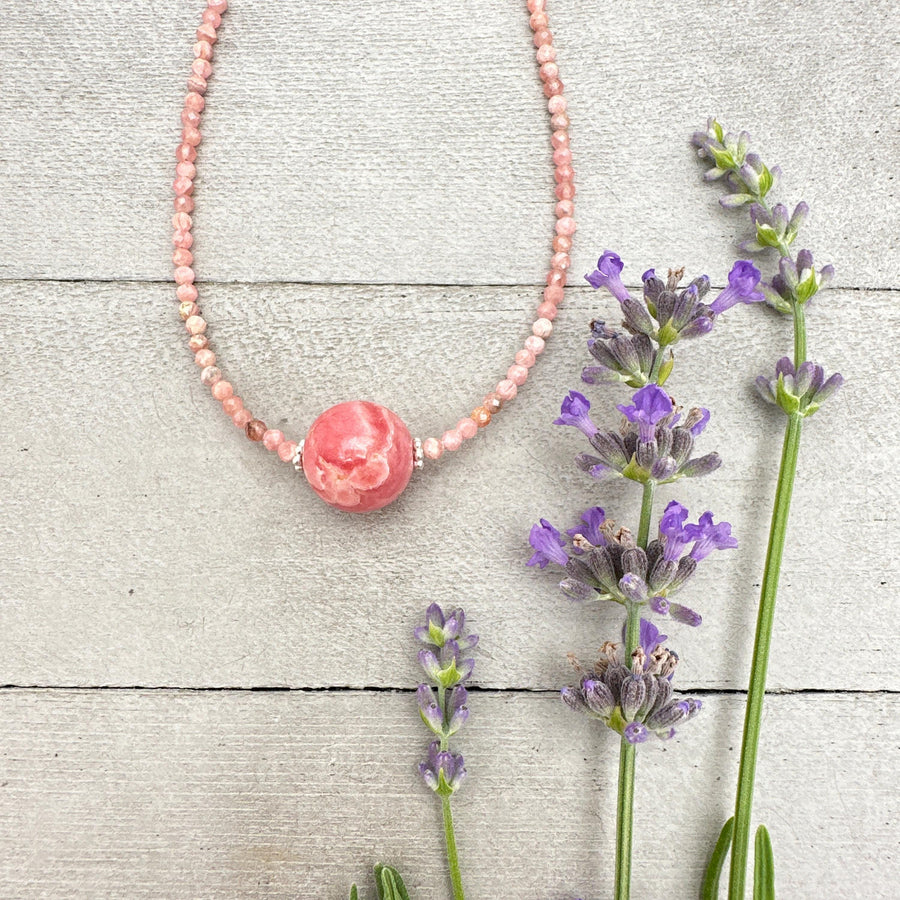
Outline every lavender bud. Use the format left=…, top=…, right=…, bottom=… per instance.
left=588, top=546, right=619, bottom=593
left=589, top=431, right=630, bottom=470
left=621, top=547, right=648, bottom=580
left=651, top=457, right=677, bottom=481
left=679, top=452, right=722, bottom=478
left=636, top=439, right=658, bottom=470
left=417, top=684, right=444, bottom=734
left=619, top=573, right=648, bottom=604
left=561, top=685, right=587, bottom=713
left=668, top=556, right=697, bottom=591
left=621, top=297, right=655, bottom=335
left=648, top=559, right=677, bottom=592
left=559, top=577, right=596, bottom=603
left=582, top=678, right=616, bottom=717
left=670, top=602, right=702, bottom=627
left=620, top=674, right=648, bottom=720
left=646, top=700, right=687, bottom=731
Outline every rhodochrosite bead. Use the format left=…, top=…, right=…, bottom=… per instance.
left=302, top=401, right=414, bottom=512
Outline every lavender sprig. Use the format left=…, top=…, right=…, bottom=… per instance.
left=415, top=603, right=476, bottom=900
left=692, top=119, right=843, bottom=900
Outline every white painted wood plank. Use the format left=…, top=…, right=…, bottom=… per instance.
left=0, top=690, right=894, bottom=899
left=0, top=0, right=895, bottom=287
left=1, top=281, right=894, bottom=691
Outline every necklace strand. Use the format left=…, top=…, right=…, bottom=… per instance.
left=172, top=0, right=575, bottom=507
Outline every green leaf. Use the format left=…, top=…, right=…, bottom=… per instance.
left=758, top=164, right=774, bottom=197
left=656, top=354, right=675, bottom=386
left=656, top=321, right=680, bottom=347
left=709, top=145, right=735, bottom=170
left=349, top=885, right=359, bottom=900
left=755, top=223, right=782, bottom=248
left=795, top=272, right=819, bottom=304
left=713, top=119, right=725, bottom=143
left=774, top=374, right=800, bottom=415
left=753, top=824, right=775, bottom=900
left=374, top=865, right=386, bottom=900
left=700, top=817, right=734, bottom=900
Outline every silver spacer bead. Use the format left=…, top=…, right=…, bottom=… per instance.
left=292, top=440, right=305, bottom=472
left=413, top=437, right=424, bottom=469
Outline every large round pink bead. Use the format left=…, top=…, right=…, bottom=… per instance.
left=301, top=401, right=414, bottom=512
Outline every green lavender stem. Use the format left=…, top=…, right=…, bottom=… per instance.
left=614, top=480, right=655, bottom=900
left=727, top=304, right=806, bottom=898
left=441, top=795, right=465, bottom=900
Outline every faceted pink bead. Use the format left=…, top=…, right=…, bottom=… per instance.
left=173, top=176, right=194, bottom=196
left=423, top=437, right=442, bottom=460
left=181, top=108, right=201, bottom=129
left=556, top=215, right=576, bottom=236
left=176, top=143, right=197, bottom=164
left=208, top=0, right=228, bottom=13
left=548, top=95, right=567, bottom=115
left=202, top=9, right=222, bottom=28
left=232, top=409, right=252, bottom=428
left=172, top=247, right=193, bottom=267
left=533, top=29, right=552, bottom=47
left=194, top=40, right=214, bottom=61
left=172, top=211, right=192, bottom=230
left=262, top=429, right=284, bottom=451
left=525, top=335, right=545, bottom=356
left=496, top=379, right=518, bottom=402
left=185, top=91, right=205, bottom=113
left=441, top=430, right=463, bottom=452
left=188, top=334, right=209, bottom=352
left=195, top=348, right=216, bottom=367
left=188, top=74, right=208, bottom=95
left=211, top=380, right=233, bottom=401
left=536, top=301, right=558, bottom=320
left=535, top=44, right=556, bottom=63
left=555, top=182, right=575, bottom=200
left=185, top=315, right=207, bottom=335
left=174, top=265, right=195, bottom=284
left=302, top=401, right=414, bottom=512
left=550, top=112, right=570, bottom=131
left=176, top=283, right=198, bottom=303
left=192, top=58, right=213, bottom=80
left=543, top=79, right=564, bottom=98
left=544, top=284, right=564, bottom=304
left=552, top=235, right=572, bottom=253
left=197, top=24, right=217, bottom=44
left=179, top=301, right=199, bottom=320
left=176, top=161, right=197, bottom=180
left=457, top=417, right=477, bottom=440
left=555, top=164, right=575, bottom=183
left=551, top=130, right=569, bottom=149
left=200, top=365, right=222, bottom=386
left=553, top=147, right=572, bottom=166
left=547, top=269, right=567, bottom=287
left=527, top=0, right=546, bottom=11
left=174, top=195, right=195, bottom=214
left=533, top=317, right=554, bottom=338
left=516, top=348, right=536, bottom=368
left=183, top=126, right=202, bottom=146
left=223, top=396, right=242, bottom=415
left=555, top=199, right=575, bottom=219
left=538, top=62, right=558, bottom=82
left=173, top=229, right=193, bottom=248
left=550, top=252, right=570, bottom=270
left=529, top=12, right=549, bottom=30
left=507, top=364, right=528, bottom=386
left=277, top=440, right=298, bottom=462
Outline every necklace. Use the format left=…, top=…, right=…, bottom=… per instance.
left=172, top=0, right=575, bottom=512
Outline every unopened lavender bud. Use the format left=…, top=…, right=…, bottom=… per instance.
left=582, top=678, right=616, bottom=717
left=636, top=439, right=657, bottom=470
left=668, top=555, right=697, bottom=591
left=446, top=704, right=469, bottom=736
left=561, top=685, right=587, bottom=713
left=680, top=698, right=703, bottom=720
left=621, top=547, right=648, bottom=579
left=637, top=674, right=659, bottom=718
left=755, top=375, right=777, bottom=404
left=670, top=602, right=702, bottom=627
left=679, top=452, right=722, bottom=478
left=651, top=456, right=677, bottom=481
left=619, top=573, right=648, bottom=604
left=417, top=683, right=444, bottom=735
left=647, top=700, right=686, bottom=731
left=621, top=297, right=655, bottom=335
left=559, top=577, right=596, bottom=603
left=589, top=431, right=630, bottom=470
left=813, top=372, right=843, bottom=404
left=621, top=674, right=647, bottom=720
left=418, top=649, right=442, bottom=682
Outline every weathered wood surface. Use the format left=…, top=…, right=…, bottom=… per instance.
left=0, top=690, right=896, bottom=899
left=0, top=0, right=897, bottom=897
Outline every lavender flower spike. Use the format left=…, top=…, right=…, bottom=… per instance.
left=709, top=260, right=765, bottom=314
left=554, top=390, right=599, bottom=437
left=616, top=384, right=674, bottom=443
left=527, top=519, right=570, bottom=568
left=419, top=741, right=467, bottom=795
left=685, top=511, right=738, bottom=560
left=585, top=251, right=631, bottom=302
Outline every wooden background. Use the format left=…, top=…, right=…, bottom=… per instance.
left=1, top=1, right=897, bottom=897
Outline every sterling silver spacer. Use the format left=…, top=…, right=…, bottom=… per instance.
left=413, top=437, right=424, bottom=469
left=292, top=440, right=305, bottom=472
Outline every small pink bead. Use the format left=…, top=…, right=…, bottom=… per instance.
left=172, top=212, right=192, bottom=230
left=185, top=315, right=207, bottom=335
left=232, top=409, right=252, bottom=428
left=223, top=396, right=243, bottom=415
left=550, top=112, right=570, bottom=131
left=176, top=143, right=197, bottom=163
left=515, top=348, right=536, bottom=368
left=188, top=334, right=209, bottom=352
left=555, top=182, right=575, bottom=200
left=179, top=301, right=199, bottom=320
left=553, top=235, right=572, bottom=253
left=185, top=91, right=205, bottom=113
left=181, top=108, right=201, bottom=129
left=536, top=301, right=558, bottom=320
left=183, top=126, right=202, bottom=146
left=533, top=317, right=554, bottom=338
left=262, top=429, right=284, bottom=451
left=195, top=348, right=216, bottom=367
left=197, top=24, right=217, bottom=44
left=441, top=430, right=463, bottom=452
left=544, top=284, right=564, bottom=304
left=507, top=364, right=528, bottom=386
left=527, top=0, right=546, bottom=12
left=277, top=440, right=298, bottom=462
left=200, top=365, right=222, bottom=386
left=173, top=176, right=194, bottom=196
left=172, top=247, right=193, bottom=267
left=496, top=379, right=518, bottom=402
left=176, top=283, right=199, bottom=303
left=174, top=195, right=194, bottom=214
left=539, top=62, right=558, bottom=82
left=547, top=269, right=567, bottom=287
left=202, top=9, right=222, bottom=28
left=188, top=74, right=208, bottom=95
left=192, top=58, right=213, bottom=80
left=548, top=95, right=567, bottom=115
left=457, top=418, right=478, bottom=440
left=172, top=229, right=193, bottom=249
left=211, top=380, right=233, bottom=401
left=533, top=29, right=553, bottom=47
left=556, top=199, right=575, bottom=218
left=208, top=0, right=228, bottom=13
left=551, top=130, right=569, bottom=149
left=525, top=335, right=545, bottom=356
left=529, top=12, right=549, bottom=30
left=194, top=40, right=214, bottom=60
left=174, top=265, right=195, bottom=285
left=556, top=215, right=576, bottom=236
left=550, top=252, right=570, bottom=270
left=543, top=79, right=564, bottom=98
left=535, top=44, right=556, bottom=63
left=176, top=161, right=196, bottom=179
left=555, top=164, right=575, bottom=183
left=423, top=437, right=442, bottom=460
left=553, top=147, right=572, bottom=166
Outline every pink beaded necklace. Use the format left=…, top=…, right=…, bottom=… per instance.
left=172, top=0, right=575, bottom=512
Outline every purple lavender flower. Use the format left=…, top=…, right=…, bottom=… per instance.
left=414, top=603, right=466, bottom=647
left=419, top=741, right=466, bottom=795
left=566, top=506, right=607, bottom=550
left=685, top=512, right=738, bottom=560
left=756, top=356, right=843, bottom=417
left=585, top=251, right=631, bottom=302
left=554, top=390, right=599, bottom=437
left=658, top=500, right=691, bottom=562
left=709, top=261, right=765, bottom=314
left=527, top=519, right=570, bottom=569
left=624, top=722, right=650, bottom=744
left=639, top=618, right=667, bottom=656
left=616, top=384, right=674, bottom=443
left=417, top=684, right=444, bottom=734
left=687, top=407, right=711, bottom=436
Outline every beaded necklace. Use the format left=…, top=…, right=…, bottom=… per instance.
left=172, top=0, right=575, bottom=511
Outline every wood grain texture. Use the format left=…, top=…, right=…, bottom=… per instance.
left=0, top=690, right=895, bottom=900
left=1, top=280, right=896, bottom=691
left=0, top=0, right=896, bottom=287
